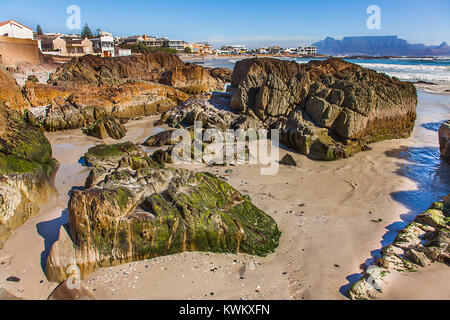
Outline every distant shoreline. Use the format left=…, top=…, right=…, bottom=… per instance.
left=180, top=53, right=450, bottom=61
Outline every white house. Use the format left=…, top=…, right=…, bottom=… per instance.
left=0, top=20, right=34, bottom=39
left=91, top=30, right=115, bottom=57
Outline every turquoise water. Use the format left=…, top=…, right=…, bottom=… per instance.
left=188, top=57, right=450, bottom=83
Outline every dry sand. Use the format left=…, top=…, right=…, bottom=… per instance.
left=0, top=91, right=449, bottom=300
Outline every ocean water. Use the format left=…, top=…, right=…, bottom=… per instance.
left=188, top=57, right=450, bottom=84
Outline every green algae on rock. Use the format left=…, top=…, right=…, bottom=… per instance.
left=46, top=143, right=281, bottom=282
left=0, top=102, right=58, bottom=249
left=347, top=195, right=450, bottom=300
left=83, top=142, right=147, bottom=167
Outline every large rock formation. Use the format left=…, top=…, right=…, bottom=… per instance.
left=0, top=102, right=57, bottom=248
left=348, top=195, right=449, bottom=300
left=228, top=58, right=417, bottom=160
left=28, top=81, right=189, bottom=132
left=46, top=143, right=280, bottom=282
left=22, top=81, right=76, bottom=108
left=439, top=120, right=450, bottom=164
left=48, top=52, right=229, bottom=94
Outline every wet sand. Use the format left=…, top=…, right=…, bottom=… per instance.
left=0, top=92, right=448, bottom=300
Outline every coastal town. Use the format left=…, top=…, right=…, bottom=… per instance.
left=0, top=19, right=321, bottom=67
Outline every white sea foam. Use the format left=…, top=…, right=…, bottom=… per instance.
left=357, top=63, right=449, bottom=73
left=356, top=63, right=450, bottom=82
left=294, top=59, right=450, bottom=82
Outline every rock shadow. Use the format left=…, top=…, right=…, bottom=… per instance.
left=36, top=209, right=69, bottom=274
left=421, top=120, right=446, bottom=132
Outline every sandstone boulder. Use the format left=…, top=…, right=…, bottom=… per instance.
left=229, top=58, right=417, bottom=160
left=46, top=143, right=281, bottom=282
left=143, top=130, right=176, bottom=147
left=0, top=62, right=31, bottom=111
left=28, top=81, right=189, bottom=131
left=83, top=117, right=127, bottom=140
left=48, top=52, right=227, bottom=94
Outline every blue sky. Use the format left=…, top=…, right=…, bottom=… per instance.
left=2, top=0, right=449, bottom=48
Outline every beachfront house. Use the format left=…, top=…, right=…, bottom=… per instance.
left=52, top=36, right=93, bottom=56
left=115, top=47, right=132, bottom=57
left=91, top=31, right=115, bottom=57
left=0, top=20, right=34, bottom=39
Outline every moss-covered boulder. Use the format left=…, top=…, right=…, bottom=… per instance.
left=46, top=144, right=281, bottom=282
left=348, top=195, right=450, bottom=300
left=0, top=102, right=57, bottom=248
left=83, top=142, right=147, bottom=167
left=82, top=117, right=127, bottom=140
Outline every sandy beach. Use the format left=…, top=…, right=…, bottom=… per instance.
left=0, top=90, right=448, bottom=300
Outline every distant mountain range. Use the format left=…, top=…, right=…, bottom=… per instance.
left=312, top=36, right=450, bottom=57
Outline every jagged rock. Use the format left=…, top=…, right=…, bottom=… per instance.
left=83, top=117, right=127, bottom=140
left=48, top=52, right=227, bottom=93
left=439, top=120, right=450, bottom=164
left=28, top=81, right=189, bottom=132
left=160, top=64, right=226, bottom=94
left=405, top=249, right=431, bottom=267
left=22, top=82, right=76, bottom=108
left=83, top=142, right=147, bottom=167
left=46, top=143, right=281, bottom=282
left=280, top=154, right=297, bottom=167
left=152, top=150, right=172, bottom=166
left=48, top=52, right=184, bottom=88
left=0, top=102, right=57, bottom=248
left=209, top=68, right=233, bottom=83
left=143, top=130, right=176, bottom=147
left=348, top=195, right=450, bottom=300
left=228, top=58, right=417, bottom=160
left=160, top=95, right=263, bottom=131
left=0, top=61, right=31, bottom=111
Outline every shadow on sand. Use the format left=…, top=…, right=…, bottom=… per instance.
left=36, top=185, right=84, bottom=274
left=339, top=145, right=450, bottom=297
left=36, top=209, right=69, bottom=274
left=421, top=120, right=446, bottom=133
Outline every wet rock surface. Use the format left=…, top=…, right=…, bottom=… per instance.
left=0, top=101, right=57, bottom=249
left=348, top=195, right=450, bottom=300
left=46, top=143, right=281, bottom=282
